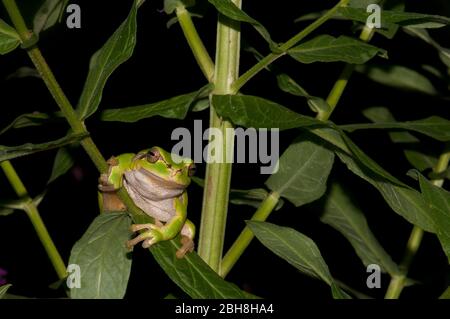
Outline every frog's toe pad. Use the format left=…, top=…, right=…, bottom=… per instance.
left=176, top=236, right=195, bottom=259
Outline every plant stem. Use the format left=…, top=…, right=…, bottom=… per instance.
left=176, top=5, right=215, bottom=82
left=231, top=0, right=350, bottom=93
left=385, top=146, right=450, bottom=299
left=197, top=0, right=241, bottom=272
left=317, top=25, right=374, bottom=121
left=0, top=160, right=67, bottom=280
left=220, top=191, right=280, bottom=277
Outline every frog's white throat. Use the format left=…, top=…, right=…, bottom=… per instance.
left=123, top=168, right=186, bottom=202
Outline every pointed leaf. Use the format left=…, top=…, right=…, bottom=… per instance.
left=440, top=287, right=450, bottom=299
left=363, top=107, right=439, bottom=172
left=0, top=112, right=58, bottom=136
left=101, top=85, right=213, bottom=122
left=207, top=0, right=276, bottom=49
left=212, top=95, right=322, bottom=129
left=341, top=116, right=450, bottom=142
left=355, top=65, right=438, bottom=95
left=321, top=183, right=399, bottom=275
left=418, top=174, right=450, bottom=262
left=0, top=19, right=21, bottom=55
left=69, top=212, right=132, bottom=299
left=288, top=35, right=387, bottom=64
left=33, top=0, right=69, bottom=34
left=0, top=284, right=12, bottom=299
left=0, top=132, right=87, bottom=162
left=339, top=7, right=450, bottom=29
left=312, top=127, right=436, bottom=233
left=247, top=221, right=348, bottom=299
left=77, top=0, right=139, bottom=120
left=48, top=147, right=75, bottom=184
left=266, top=136, right=334, bottom=207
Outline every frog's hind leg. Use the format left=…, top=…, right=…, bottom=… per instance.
left=176, top=219, right=196, bottom=259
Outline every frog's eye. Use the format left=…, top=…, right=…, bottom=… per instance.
left=146, top=149, right=160, bottom=163
left=188, top=163, right=196, bottom=177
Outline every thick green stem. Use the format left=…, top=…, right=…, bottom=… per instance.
left=220, top=191, right=280, bottom=277
left=231, top=0, right=350, bottom=93
left=385, top=146, right=450, bottom=299
left=1, top=161, right=67, bottom=280
left=176, top=5, right=215, bottom=81
left=198, top=1, right=241, bottom=272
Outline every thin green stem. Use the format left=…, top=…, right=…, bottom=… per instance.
left=317, top=25, right=375, bottom=121
left=231, top=0, right=350, bottom=93
left=176, top=5, right=215, bottom=82
left=220, top=191, right=280, bottom=277
left=198, top=0, right=241, bottom=272
left=385, top=146, right=450, bottom=299
left=1, top=160, right=67, bottom=280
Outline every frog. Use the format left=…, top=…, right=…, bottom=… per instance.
left=98, top=146, right=196, bottom=259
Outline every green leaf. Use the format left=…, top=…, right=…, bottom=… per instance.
left=0, top=208, right=14, bottom=216
left=151, top=241, right=251, bottom=299
left=355, top=65, right=438, bottom=95
left=247, top=221, right=348, bottom=299
left=212, top=95, right=322, bottom=129
left=207, top=0, right=276, bottom=50
left=266, top=136, right=334, bottom=207
left=276, top=73, right=331, bottom=115
left=312, top=127, right=436, bottom=233
left=0, top=19, right=21, bottom=55
left=164, top=0, right=195, bottom=14
left=362, top=107, right=439, bottom=172
left=77, top=0, right=139, bottom=120
left=0, top=112, right=56, bottom=136
left=0, top=284, right=12, bottom=299
left=440, top=287, right=450, bottom=299
left=101, top=85, right=213, bottom=122
left=339, top=7, right=450, bottom=29
left=33, top=0, right=69, bottom=34
left=321, top=183, right=399, bottom=275
left=0, top=132, right=88, bottom=162
left=288, top=35, right=387, bottom=64
left=418, top=174, right=450, bottom=262
left=6, top=66, right=40, bottom=80
left=48, top=147, right=75, bottom=184
left=69, top=212, right=132, bottom=299
left=341, top=116, right=450, bottom=142
left=403, top=27, right=450, bottom=69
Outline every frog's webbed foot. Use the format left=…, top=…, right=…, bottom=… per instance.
left=127, top=222, right=164, bottom=250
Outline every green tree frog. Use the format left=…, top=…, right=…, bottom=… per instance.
left=99, top=146, right=196, bottom=258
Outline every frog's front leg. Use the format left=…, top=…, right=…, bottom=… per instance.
left=127, top=193, right=195, bottom=258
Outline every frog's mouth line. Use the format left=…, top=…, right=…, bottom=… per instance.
left=138, top=168, right=187, bottom=189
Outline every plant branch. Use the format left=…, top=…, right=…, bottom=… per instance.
left=0, top=160, right=67, bottom=280
left=197, top=0, right=241, bottom=272
left=176, top=5, right=215, bottom=82
left=2, top=0, right=144, bottom=225
left=231, top=0, right=350, bottom=93
left=385, top=145, right=450, bottom=299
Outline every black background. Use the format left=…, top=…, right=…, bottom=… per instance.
left=0, top=0, right=449, bottom=299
